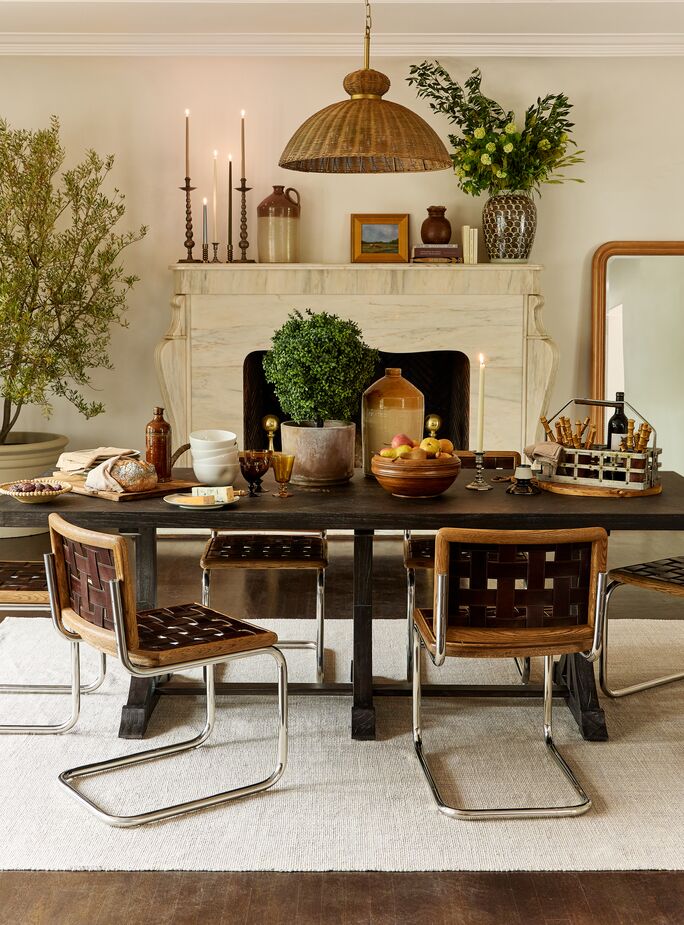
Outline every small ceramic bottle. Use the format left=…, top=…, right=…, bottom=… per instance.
left=145, top=407, right=172, bottom=482
left=257, top=185, right=301, bottom=263
left=361, top=369, right=425, bottom=476
left=421, top=206, right=451, bottom=245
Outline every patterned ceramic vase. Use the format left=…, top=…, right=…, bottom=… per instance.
left=482, top=190, right=537, bottom=263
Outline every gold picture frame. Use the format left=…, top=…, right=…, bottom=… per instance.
left=351, top=213, right=409, bottom=263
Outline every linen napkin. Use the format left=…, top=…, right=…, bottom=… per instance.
left=56, top=447, right=137, bottom=473
left=524, top=441, right=564, bottom=474
left=84, top=456, right=129, bottom=493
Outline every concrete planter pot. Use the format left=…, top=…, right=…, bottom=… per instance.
left=281, top=421, right=355, bottom=487
left=0, top=432, right=69, bottom=536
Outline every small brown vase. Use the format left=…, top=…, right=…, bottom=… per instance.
left=420, top=206, right=451, bottom=245
left=482, top=191, right=537, bottom=262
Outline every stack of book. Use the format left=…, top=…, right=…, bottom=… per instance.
left=411, top=243, right=462, bottom=264
left=461, top=226, right=479, bottom=264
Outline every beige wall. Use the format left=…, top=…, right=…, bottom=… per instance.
left=3, top=54, right=683, bottom=451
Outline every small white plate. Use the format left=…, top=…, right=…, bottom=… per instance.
left=163, top=493, right=239, bottom=510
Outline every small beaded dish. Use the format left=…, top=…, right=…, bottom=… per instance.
left=0, top=477, right=72, bottom=504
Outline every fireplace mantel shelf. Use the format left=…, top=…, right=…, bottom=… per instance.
left=159, top=262, right=556, bottom=456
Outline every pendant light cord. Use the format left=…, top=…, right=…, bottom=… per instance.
left=363, top=0, right=372, bottom=69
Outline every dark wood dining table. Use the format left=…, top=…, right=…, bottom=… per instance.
left=3, top=469, right=683, bottom=742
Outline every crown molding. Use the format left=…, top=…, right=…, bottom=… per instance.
left=2, top=31, right=684, bottom=56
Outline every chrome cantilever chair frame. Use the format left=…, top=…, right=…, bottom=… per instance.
left=0, top=593, right=106, bottom=735
left=44, top=542, right=288, bottom=828
left=412, top=529, right=607, bottom=820
left=201, top=530, right=326, bottom=683
left=599, top=578, right=684, bottom=698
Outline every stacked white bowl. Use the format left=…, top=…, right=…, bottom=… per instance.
left=189, top=430, right=239, bottom=486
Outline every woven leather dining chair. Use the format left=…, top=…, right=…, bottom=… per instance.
left=45, top=513, right=288, bottom=827
left=0, top=560, right=106, bottom=734
left=404, top=451, right=521, bottom=681
left=412, top=526, right=607, bottom=820
left=600, top=556, right=684, bottom=698
left=201, top=530, right=327, bottom=682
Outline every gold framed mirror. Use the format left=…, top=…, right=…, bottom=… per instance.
left=592, top=241, right=684, bottom=472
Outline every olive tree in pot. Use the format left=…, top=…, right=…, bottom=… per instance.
left=0, top=116, right=145, bottom=530
left=263, top=310, right=378, bottom=486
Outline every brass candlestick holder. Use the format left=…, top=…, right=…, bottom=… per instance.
left=236, top=178, right=255, bottom=263
left=466, top=450, right=493, bottom=491
left=211, top=243, right=220, bottom=263
left=178, top=177, right=201, bottom=263
left=226, top=243, right=234, bottom=263
left=202, top=243, right=209, bottom=263
left=262, top=414, right=280, bottom=453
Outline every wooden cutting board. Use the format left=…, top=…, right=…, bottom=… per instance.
left=53, top=472, right=201, bottom=502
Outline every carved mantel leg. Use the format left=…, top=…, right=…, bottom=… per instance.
left=154, top=294, right=189, bottom=466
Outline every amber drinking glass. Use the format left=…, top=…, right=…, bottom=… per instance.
left=271, top=453, right=295, bottom=498
left=239, top=451, right=271, bottom=497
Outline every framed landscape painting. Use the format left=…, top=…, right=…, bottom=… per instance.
left=351, top=213, right=409, bottom=263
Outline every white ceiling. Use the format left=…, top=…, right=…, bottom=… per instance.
left=1, top=1, right=683, bottom=56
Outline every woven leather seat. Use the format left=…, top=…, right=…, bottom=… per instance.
left=0, top=561, right=49, bottom=604
left=608, top=557, right=684, bottom=597
left=600, top=556, right=684, bottom=699
left=46, top=513, right=288, bottom=826
left=200, top=533, right=327, bottom=570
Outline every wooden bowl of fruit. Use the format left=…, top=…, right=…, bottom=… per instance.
left=0, top=478, right=72, bottom=504
left=371, top=436, right=461, bottom=499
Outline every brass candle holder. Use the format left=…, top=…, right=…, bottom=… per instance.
left=236, top=177, right=255, bottom=263
left=226, top=243, right=234, bottom=263
left=202, top=243, right=209, bottom=263
left=178, top=177, right=201, bottom=263
left=211, top=243, right=221, bottom=263
left=466, top=450, right=493, bottom=491
left=262, top=414, right=280, bottom=453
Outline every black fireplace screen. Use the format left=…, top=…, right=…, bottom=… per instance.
left=243, top=350, right=470, bottom=452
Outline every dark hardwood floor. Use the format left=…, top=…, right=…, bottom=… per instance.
left=2, top=531, right=682, bottom=923
left=0, top=870, right=682, bottom=924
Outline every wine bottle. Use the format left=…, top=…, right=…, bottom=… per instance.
left=605, top=392, right=627, bottom=482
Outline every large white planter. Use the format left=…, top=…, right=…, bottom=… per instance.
left=0, top=432, right=69, bottom=537
left=281, top=421, right=355, bottom=487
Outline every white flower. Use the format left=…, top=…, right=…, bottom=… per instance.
left=480, top=153, right=492, bottom=165
left=473, top=127, right=486, bottom=139
left=504, top=122, right=517, bottom=134
left=503, top=142, right=514, bottom=154
left=497, top=170, right=507, bottom=179
left=486, top=142, right=496, bottom=153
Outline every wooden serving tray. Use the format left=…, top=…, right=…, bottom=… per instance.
left=53, top=472, right=201, bottom=502
left=536, top=479, right=662, bottom=499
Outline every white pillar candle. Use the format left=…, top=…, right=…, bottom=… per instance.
left=212, top=150, right=218, bottom=242
left=240, top=110, right=246, bottom=178
left=184, top=109, right=190, bottom=177
left=476, top=353, right=486, bottom=452
left=202, top=197, right=208, bottom=247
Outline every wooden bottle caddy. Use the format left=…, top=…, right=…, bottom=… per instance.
left=536, top=398, right=661, bottom=498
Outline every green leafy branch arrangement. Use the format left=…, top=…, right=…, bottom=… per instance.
left=263, top=309, right=378, bottom=425
left=0, top=116, right=146, bottom=443
left=407, top=62, right=584, bottom=197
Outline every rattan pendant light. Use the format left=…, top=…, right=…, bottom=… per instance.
left=279, top=0, right=451, bottom=174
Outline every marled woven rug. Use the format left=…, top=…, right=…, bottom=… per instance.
left=0, top=617, right=682, bottom=871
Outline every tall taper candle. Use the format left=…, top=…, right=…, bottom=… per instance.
left=202, top=197, right=208, bottom=247
left=476, top=353, right=486, bottom=453
left=212, top=150, right=218, bottom=242
left=228, top=154, right=233, bottom=249
left=240, top=110, right=246, bottom=178
left=184, top=109, right=190, bottom=177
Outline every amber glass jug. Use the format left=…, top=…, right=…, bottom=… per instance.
left=361, top=369, right=425, bottom=476
left=257, top=185, right=300, bottom=263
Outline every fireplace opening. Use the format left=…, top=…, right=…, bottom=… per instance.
left=243, top=350, right=470, bottom=452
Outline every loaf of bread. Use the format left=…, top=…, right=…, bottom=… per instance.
left=110, top=458, right=158, bottom=493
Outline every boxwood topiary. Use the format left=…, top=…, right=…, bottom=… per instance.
left=263, top=309, right=378, bottom=426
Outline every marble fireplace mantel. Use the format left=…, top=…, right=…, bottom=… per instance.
left=157, top=263, right=557, bottom=457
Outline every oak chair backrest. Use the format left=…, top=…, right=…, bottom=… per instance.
left=434, top=527, right=607, bottom=631
left=48, top=513, right=139, bottom=653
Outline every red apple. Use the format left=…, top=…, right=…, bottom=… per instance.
left=391, top=433, right=415, bottom=449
